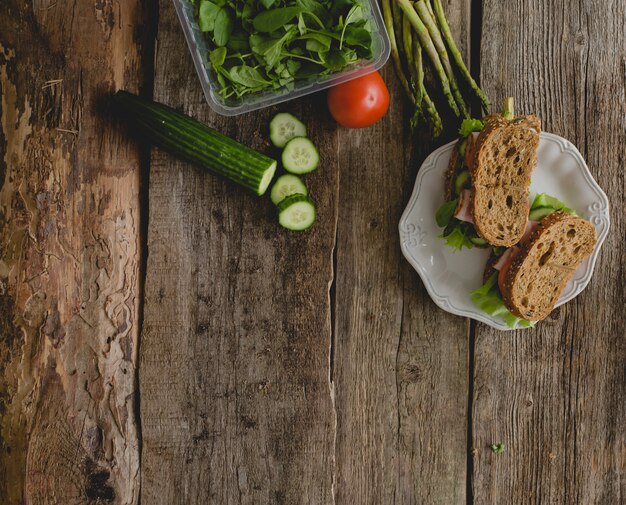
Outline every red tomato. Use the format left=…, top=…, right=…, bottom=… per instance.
left=327, top=71, right=390, bottom=128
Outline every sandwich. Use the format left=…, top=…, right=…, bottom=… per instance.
left=471, top=194, right=597, bottom=327
left=436, top=98, right=541, bottom=250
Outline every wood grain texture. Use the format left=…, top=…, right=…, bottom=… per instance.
left=473, top=0, right=626, bottom=503
left=139, top=1, right=338, bottom=503
left=332, top=2, right=470, bottom=504
left=0, top=1, right=145, bottom=504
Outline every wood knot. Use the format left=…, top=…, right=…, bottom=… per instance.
left=401, top=363, right=422, bottom=383
left=85, top=460, right=115, bottom=502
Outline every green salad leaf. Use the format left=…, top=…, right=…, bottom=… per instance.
left=440, top=224, right=477, bottom=251
left=195, top=0, right=374, bottom=100
left=529, top=193, right=576, bottom=221
left=253, top=6, right=303, bottom=32
left=458, top=118, right=484, bottom=137
left=435, top=199, right=458, bottom=228
left=470, top=272, right=533, bottom=329
left=435, top=200, right=482, bottom=251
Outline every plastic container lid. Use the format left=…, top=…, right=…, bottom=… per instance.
left=172, top=0, right=391, bottom=116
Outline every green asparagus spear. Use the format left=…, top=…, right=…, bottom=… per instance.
left=432, top=0, right=491, bottom=112
left=382, top=0, right=414, bottom=102
left=424, top=0, right=435, bottom=19
left=402, top=14, right=415, bottom=81
left=413, top=34, right=424, bottom=111
left=415, top=0, right=469, bottom=118
left=391, top=0, right=406, bottom=59
left=421, top=83, right=443, bottom=137
left=396, top=0, right=460, bottom=116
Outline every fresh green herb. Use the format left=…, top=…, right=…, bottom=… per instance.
left=438, top=223, right=478, bottom=251
left=459, top=118, right=484, bottom=137
left=195, top=0, right=374, bottom=101
left=435, top=199, right=457, bottom=227
left=530, top=193, right=576, bottom=214
left=490, top=443, right=505, bottom=454
left=471, top=272, right=533, bottom=329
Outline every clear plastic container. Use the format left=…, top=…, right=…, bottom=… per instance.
left=172, top=0, right=391, bottom=116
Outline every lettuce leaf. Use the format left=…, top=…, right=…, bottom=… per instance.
left=529, top=193, right=576, bottom=220
left=435, top=199, right=458, bottom=227
left=440, top=225, right=476, bottom=250
left=436, top=200, right=483, bottom=251
left=470, top=272, right=534, bottom=329
left=459, top=118, right=484, bottom=137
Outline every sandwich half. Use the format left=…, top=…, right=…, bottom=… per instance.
left=437, top=99, right=541, bottom=249
left=471, top=194, right=597, bottom=327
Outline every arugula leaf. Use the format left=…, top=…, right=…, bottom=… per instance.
left=250, top=27, right=297, bottom=67
left=339, top=3, right=364, bottom=49
left=459, top=118, right=484, bottom=137
left=196, top=0, right=375, bottom=101
left=209, top=47, right=227, bottom=66
left=227, top=30, right=251, bottom=52
left=297, top=13, right=308, bottom=35
left=213, top=9, right=233, bottom=46
left=296, top=0, right=330, bottom=24
left=253, top=7, right=302, bottom=32
left=302, top=33, right=332, bottom=52
left=343, top=26, right=371, bottom=49
left=198, top=0, right=221, bottom=32
left=435, top=199, right=458, bottom=228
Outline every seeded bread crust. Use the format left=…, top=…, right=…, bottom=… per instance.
left=500, top=212, right=597, bottom=320
left=483, top=250, right=499, bottom=283
left=444, top=141, right=463, bottom=201
left=470, top=114, right=541, bottom=247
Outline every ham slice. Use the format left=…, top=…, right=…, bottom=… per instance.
left=521, top=220, right=540, bottom=244
left=454, top=189, right=474, bottom=224
left=464, top=131, right=480, bottom=167
left=493, top=246, right=520, bottom=271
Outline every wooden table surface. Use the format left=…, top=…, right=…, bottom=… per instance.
left=1, top=0, right=625, bottom=503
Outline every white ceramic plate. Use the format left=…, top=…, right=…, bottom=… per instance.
left=399, top=132, right=610, bottom=330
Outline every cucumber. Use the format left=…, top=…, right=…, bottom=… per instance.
left=454, top=170, right=470, bottom=196
left=277, top=194, right=316, bottom=230
left=282, top=137, right=319, bottom=174
left=270, top=113, right=307, bottom=148
left=112, top=91, right=277, bottom=195
left=529, top=207, right=555, bottom=221
left=458, top=138, right=467, bottom=156
left=470, top=236, right=487, bottom=246
left=270, top=174, right=308, bottom=205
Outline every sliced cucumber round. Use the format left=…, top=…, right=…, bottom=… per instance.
left=277, top=194, right=316, bottom=231
left=454, top=170, right=470, bottom=196
left=282, top=137, right=319, bottom=174
left=270, top=174, right=309, bottom=205
left=470, top=236, right=488, bottom=246
left=270, top=113, right=307, bottom=148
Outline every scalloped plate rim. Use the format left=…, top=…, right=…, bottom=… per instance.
left=399, top=132, right=610, bottom=331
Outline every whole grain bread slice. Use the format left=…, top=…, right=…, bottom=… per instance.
left=471, top=114, right=541, bottom=246
left=500, top=212, right=597, bottom=320
left=444, top=141, right=463, bottom=201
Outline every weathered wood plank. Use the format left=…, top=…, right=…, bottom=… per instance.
left=0, top=1, right=145, bottom=504
left=332, top=2, right=470, bottom=504
left=139, top=1, right=338, bottom=503
left=473, top=1, right=626, bottom=503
